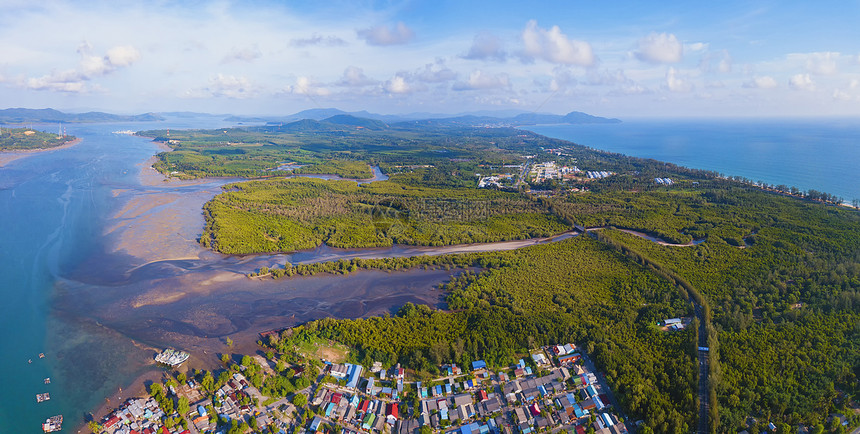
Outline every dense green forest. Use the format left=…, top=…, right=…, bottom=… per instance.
left=201, top=177, right=567, bottom=253
left=267, top=236, right=699, bottom=433
left=153, top=117, right=860, bottom=432
left=0, top=127, right=74, bottom=150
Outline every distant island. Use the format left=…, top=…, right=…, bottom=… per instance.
left=0, top=108, right=163, bottom=124
left=225, top=108, right=621, bottom=127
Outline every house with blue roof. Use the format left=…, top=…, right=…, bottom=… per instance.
left=472, top=360, right=487, bottom=370
left=346, top=364, right=363, bottom=389
left=309, top=416, right=323, bottom=432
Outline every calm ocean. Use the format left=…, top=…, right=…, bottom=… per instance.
left=527, top=118, right=860, bottom=204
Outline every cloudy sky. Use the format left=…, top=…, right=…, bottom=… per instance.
left=1, top=0, right=859, bottom=117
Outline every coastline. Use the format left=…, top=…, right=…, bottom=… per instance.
left=81, top=330, right=265, bottom=434
left=0, top=137, right=82, bottom=167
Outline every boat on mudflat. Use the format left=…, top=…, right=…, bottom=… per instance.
left=154, top=348, right=189, bottom=367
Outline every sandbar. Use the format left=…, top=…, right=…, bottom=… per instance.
left=0, top=138, right=82, bottom=167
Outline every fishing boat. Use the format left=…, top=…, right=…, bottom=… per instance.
left=155, top=348, right=190, bottom=367
left=36, top=392, right=50, bottom=403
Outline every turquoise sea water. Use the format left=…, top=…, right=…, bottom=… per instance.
left=527, top=118, right=860, bottom=204
left=0, top=118, right=232, bottom=433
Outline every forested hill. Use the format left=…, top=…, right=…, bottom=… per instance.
left=0, top=107, right=163, bottom=123
left=0, top=127, right=75, bottom=151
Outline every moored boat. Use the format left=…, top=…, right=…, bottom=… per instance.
left=42, top=415, right=62, bottom=432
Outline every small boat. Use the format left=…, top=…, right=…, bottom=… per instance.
left=36, top=392, right=50, bottom=403
left=39, top=353, right=45, bottom=359
left=28, top=359, right=32, bottom=364
left=44, top=378, right=51, bottom=384
left=155, top=348, right=190, bottom=367
left=42, top=415, right=62, bottom=432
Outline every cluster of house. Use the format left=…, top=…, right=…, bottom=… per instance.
left=96, top=371, right=293, bottom=434
left=529, top=162, right=581, bottom=183
left=654, top=178, right=674, bottom=185
left=308, top=343, right=628, bottom=434
left=585, top=171, right=613, bottom=179
left=477, top=176, right=509, bottom=189
left=98, top=396, right=176, bottom=434
left=95, top=341, right=628, bottom=434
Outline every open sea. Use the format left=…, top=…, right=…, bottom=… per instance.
left=1, top=116, right=858, bottom=432
left=527, top=118, right=860, bottom=204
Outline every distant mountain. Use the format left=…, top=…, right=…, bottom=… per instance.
left=228, top=108, right=619, bottom=126
left=323, top=114, right=388, bottom=130
left=0, top=108, right=163, bottom=124
left=158, top=111, right=226, bottom=118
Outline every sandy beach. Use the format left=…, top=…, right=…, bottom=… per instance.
left=0, top=137, right=82, bottom=167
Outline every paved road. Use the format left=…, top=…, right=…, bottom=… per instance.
left=694, top=303, right=709, bottom=434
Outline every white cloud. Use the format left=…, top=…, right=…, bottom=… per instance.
left=699, top=49, right=732, bottom=73
left=520, top=20, right=594, bottom=66
left=635, top=32, right=683, bottom=64
left=357, top=22, right=414, bottom=46
left=832, top=89, right=852, bottom=101
left=384, top=74, right=411, bottom=94
left=24, top=43, right=140, bottom=93
left=290, top=34, right=347, bottom=47
left=27, top=70, right=87, bottom=92
left=413, top=60, right=457, bottom=83
left=686, top=42, right=708, bottom=52
left=665, top=67, right=692, bottom=92
left=789, top=73, right=815, bottom=91
left=804, top=51, right=839, bottom=75
left=105, top=45, right=140, bottom=67
left=743, top=76, right=778, bottom=89
left=463, top=32, right=506, bottom=61
left=222, top=46, right=262, bottom=63
left=584, top=69, right=630, bottom=86
left=289, top=76, right=330, bottom=96
left=336, top=66, right=378, bottom=87
left=453, top=70, right=511, bottom=91
left=186, top=74, right=258, bottom=99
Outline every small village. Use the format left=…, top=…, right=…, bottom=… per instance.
left=93, top=342, right=629, bottom=434
left=476, top=160, right=621, bottom=191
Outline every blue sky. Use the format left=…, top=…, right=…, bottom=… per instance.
left=1, top=0, right=858, bottom=117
